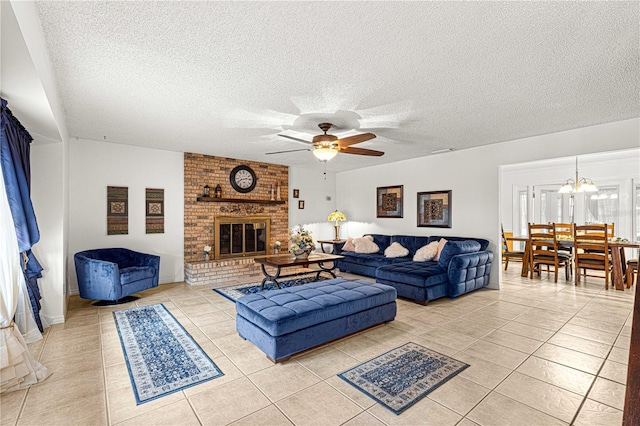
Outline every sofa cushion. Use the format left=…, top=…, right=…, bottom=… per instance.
left=354, top=236, right=379, bottom=254
left=385, top=242, right=409, bottom=258
left=366, top=234, right=391, bottom=253
left=341, top=252, right=399, bottom=267
left=390, top=236, right=431, bottom=256
left=119, top=266, right=156, bottom=285
left=435, top=238, right=448, bottom=261
left=413, top=241, right=439, bottom=262
left=437, top=240, right=482, bottom=268
left=376, top=262, right=448, bottom=287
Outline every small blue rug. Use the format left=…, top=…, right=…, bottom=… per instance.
left=338, top=342, right=469, bottom=415
left=213, top=276, right=328, bottom=302
left=113, top=303, right=223, bottom=404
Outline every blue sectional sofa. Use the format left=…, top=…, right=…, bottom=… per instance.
left=333, top=235, right=493, bottom=305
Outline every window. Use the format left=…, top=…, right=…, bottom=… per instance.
left=585, top=185, right=619, bottom=226
left=540, top=189, right=564, bottom=224
left=518, top=190, right=527, bottom=236
left=635, top=183, right=640, bottom=241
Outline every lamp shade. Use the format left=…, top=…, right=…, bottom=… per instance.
left=313, top=147, right=338, bottom=162
left=328, top=210, right=346, bottom=222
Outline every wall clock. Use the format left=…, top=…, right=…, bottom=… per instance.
left=229, top=165, right=257, bottom=193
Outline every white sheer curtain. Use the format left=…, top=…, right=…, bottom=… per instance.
left=0, top=167, right=49, bottom=393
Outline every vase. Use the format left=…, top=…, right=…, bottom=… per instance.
left=204, top=253, right=209, bottom=262
left=293, top=248, right=311, bottom=260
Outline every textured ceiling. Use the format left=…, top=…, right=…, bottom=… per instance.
left=31, top=1, right=640, bottom=171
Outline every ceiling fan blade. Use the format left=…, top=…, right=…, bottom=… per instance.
left=336, top=133, right=376, bottom=147
left=265, top=148, right=311, bottom=155
left=278, top=134, right=313, bottom=145
left=339, top=147, right=384, bottom=157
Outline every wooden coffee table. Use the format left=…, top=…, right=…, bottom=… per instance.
left=253, top=253, right=344, bottom=290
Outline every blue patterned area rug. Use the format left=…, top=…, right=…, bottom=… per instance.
left=338, top=342, right=469, bottom=415
left=113, top=303, right=223, bottom=404
left=213, top=276, right=328, bottom=302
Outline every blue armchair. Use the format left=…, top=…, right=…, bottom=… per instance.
left=74, top=248, right=160, bottom=305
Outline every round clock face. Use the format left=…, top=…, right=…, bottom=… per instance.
left=230, top=165, right=257, bottom=193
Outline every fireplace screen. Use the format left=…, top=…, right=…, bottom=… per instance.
left=214, top=216, right=270, bottom=259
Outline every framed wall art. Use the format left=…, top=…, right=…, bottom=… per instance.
left=376, top=185, right=403, bottom=218
left=146, top=188, right=165, bottom=234
left=298, top=200, right=305, bottom=209
left=417, top=190, right=452, bottom=228
left=293, top=189, right=300, bottom=198
left=107, top=186, right=128, bottom=235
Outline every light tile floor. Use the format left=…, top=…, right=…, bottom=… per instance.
left=0, top=267, right=634, bottom=425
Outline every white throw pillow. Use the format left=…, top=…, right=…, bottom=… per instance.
left=354, top=236, right=380, bottom=254
left=413, top=241, right=440, bottom=262
left=384, top=242, right=409, bottom=258
left=342, top=238, right=356, bottom=252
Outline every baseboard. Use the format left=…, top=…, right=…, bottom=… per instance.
left=42, top=313, right=65, bottom=325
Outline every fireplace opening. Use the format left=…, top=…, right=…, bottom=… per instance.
left=214, top=216, right=270, bottom=259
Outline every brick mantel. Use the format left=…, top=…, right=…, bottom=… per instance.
left=183, top=153, right=289, bottom=284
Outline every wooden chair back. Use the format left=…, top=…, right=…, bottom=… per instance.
left=501, top=225, right=524, bottom=271
left=578, top=222, right=614, bottom=238
left=553, top=223, right=574, bottom=240
left=528, top=223, right=570, bottom=282
left=574, top=223, right=610, bottom=288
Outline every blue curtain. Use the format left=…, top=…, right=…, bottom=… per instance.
left=1, top=98, right=44, bottom=331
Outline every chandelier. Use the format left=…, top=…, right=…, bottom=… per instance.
left=558, top=157, right=598, bottom=193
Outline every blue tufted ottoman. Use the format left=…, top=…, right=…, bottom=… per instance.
left=235, top=278, right=397, bottom=362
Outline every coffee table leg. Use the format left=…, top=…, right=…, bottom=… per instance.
left=260, top=264, right=282, bottom=290
left=316, top=261, right=337, bottom=280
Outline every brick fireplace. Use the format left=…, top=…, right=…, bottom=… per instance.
left=183, top=153, right=294, bottom=287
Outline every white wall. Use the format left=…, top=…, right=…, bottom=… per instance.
left=67, top=139, right=184, bottom=294
left=30, top=142, right=65, bottom=324
left=288, top=166, right=338, bottom=243
left=336, top=118, right=640, bottom=289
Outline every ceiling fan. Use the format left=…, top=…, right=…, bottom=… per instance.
left=266, top=123, right=384, bottom=161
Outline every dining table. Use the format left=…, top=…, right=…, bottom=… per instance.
left=516, top=237, right=640, bottom=291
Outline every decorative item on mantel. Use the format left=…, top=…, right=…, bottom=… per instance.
left=214, top=184, right=222, bottom=198
left=328, top=210, right=347, bottom=241
left=204, top=245, right=211, bottom=262
left=203, top=185, right=210, bottom=198
left=274, top=240, right=281, bottom=254
left=270, top=184, right=275, bottom=201
left=289, top=226, right=316, bottom=260
left=276, top=181, right=281, bottom=201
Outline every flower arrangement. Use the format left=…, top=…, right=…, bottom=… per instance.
left=288, top=226, right=315, bottom=254
left=274, top=241, right=281, bottom=250
left=204, top=245, right=211, bottom=255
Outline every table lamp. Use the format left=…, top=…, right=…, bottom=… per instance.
left=328, top=210, right=347, bottom=241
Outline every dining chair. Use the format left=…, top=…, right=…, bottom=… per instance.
left=553, top=223, right=574, bottom=274
left=626, top=259, right=638, bottom=288
left=528, top=223, right=571, bottom=282
left=579, top=222, right=615, bottom=238
left=573, top=223, right=611, bottom=288
left=502, top=225, right=525, bottom=271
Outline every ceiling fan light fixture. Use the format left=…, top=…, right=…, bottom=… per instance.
left=313, top=147, right=338, bottom=162
left=312, top=134, right=338, bottom=144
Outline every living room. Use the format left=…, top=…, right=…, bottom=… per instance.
left=2, top=1, right=639, bottom=425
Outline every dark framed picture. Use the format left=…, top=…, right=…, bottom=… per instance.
left=417, top=190, right=452, bottom=228
left=298, top=200, right=305, bottom=209
left=376, top=185, right=403, bottom=218
left=293, top=189, right=300, bottom=198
